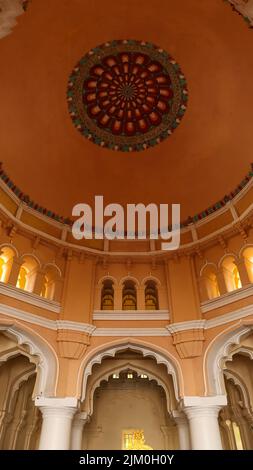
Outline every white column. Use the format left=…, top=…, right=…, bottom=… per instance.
left=183, top=396, right=227, bottom=450
left=172, top=411, right=191, bottom=450
left=35, top=397, right=78, bottom=450
left=71, top=412, right=88, bottom=450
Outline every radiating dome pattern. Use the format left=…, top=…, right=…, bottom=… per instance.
left=67, top=40, right=188, bottom=152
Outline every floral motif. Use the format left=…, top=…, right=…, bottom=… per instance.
left=67, top=40, right=188, bottom=152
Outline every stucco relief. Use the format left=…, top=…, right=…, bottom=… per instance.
left=0, top=0, right=27, bottom=39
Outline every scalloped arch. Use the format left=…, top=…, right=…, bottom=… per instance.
left=77, top=339, right=183, bottom=402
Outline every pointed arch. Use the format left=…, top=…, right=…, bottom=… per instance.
left=77, top=338, right=184, bottom=403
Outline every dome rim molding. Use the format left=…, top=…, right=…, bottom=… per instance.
left=0, top=164, right=253, bottom=258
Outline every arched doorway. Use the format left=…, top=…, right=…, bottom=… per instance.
left=78, top=344, right=185, bottom=450
left=0, top=332, right=42, bottom=449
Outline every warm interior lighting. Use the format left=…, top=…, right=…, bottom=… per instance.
left=101, top=279, right=114, bottom=310
left=0, top=247, right=15, bottom=284
left=16, top=266, right=27, bottom=290
left=16, top=256, right=38, bottom=293
left=232, top=422, right=244, bottom=450
left=222, top=257, right=242, bottom=292
left=145, top=280, right=159, bottom=310
left=122, top=280, right=137, bottom=310
left=122, top=430, right=153, bottom=450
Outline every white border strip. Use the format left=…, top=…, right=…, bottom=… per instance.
left=0, top=282, right=60, bottom=313
left=0, top=302, right=253, bottom=336
left=93, top=310, right=169, bottom=320
left=201, top=284, right=253, bottom=313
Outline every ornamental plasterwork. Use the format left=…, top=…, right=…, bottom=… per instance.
left=0, top=0, right=27, bottom=39
left=227, top=0, right=253, bottom=26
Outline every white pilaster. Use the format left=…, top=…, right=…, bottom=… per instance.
left=71, top=412, right=88, bottom=450
left=172, top=410, right=191, bottom=450
left=183, top=396, right=227, bottom=450
left=35, top=397, right=78, bottom=450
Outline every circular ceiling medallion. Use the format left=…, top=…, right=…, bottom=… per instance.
left=67, top=40, right=188, bottom=152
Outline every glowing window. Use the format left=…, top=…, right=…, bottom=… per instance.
left=232, top=422, right=243, bottom=450
left=122, top=280, right=137, bottom=310
left=112, top=374, right=119, bottom=379
left=101, top=279, right=114, bottom=310
left=0, top=247, right=15, bottom=283
left=140, top=374, right=148, bottom=379
left=222, top=257, right=242, bottom=292
left=145, top=280, right=159, bottom=310
left=127, top=373, right=133, bottom=379
left=16, top=266, right=27, bottom=290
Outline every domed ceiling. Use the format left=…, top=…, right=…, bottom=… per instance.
left=0, top=0, right=252, bottom=222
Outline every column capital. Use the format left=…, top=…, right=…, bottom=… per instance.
left=73, top=411, right=89, bottom=425
left=182, top=395, right=226, bottom=449
left=171, top=410, right=188, bottom=424
left=36, top=397, right=78, bottom=449
left=182, top=395, right=227, bottom=418
left=35, top=396, right=78, bottom=418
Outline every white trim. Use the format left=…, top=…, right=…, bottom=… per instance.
left=93, top=309, right=169, bottom=320
left=119, top=275, right=140, bottom=286
left=35, top=396, right=78, bottom=408
left=201, top=283, right=253, bottom=313
left=167, top=320, right=206, bottom=333
left=0, top=303, right=56, bottom=329
left=92, top=328, right=169, bottom=337
left=86, top=361, right=173, bottom=415
left=0, top=322, right=58, bottom=396
left=79, top=340, right=182, bottom=402
left=56, top=321, right=95, bottom=335
left=183, top=395, right=227, bottom=407
left=0, top=282, right=60, bottom=313
left=0, top=302, right=253, bottom=337
left=205, top=304, right=253, bottom=329
left=203, top=324, right=253, bottom=396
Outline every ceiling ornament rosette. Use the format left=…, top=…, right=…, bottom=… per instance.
left=67, top=40, right=188, bottom=152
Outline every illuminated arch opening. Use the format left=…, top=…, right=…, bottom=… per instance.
left=201, top=265, right=220, bottom=299
left=40, top=265, right=60, bottom=301
left=241, top=247, right=253, bottom=284
left=0, top=246, right=15, bottom=284
left=221, top=256, right=242, bottom=292
left=16, top=256, right=39, bottom=293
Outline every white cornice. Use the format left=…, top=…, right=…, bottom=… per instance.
left=205, top=304, right=253, bottom=329
left=1, top=166, right=253, bottom=256
left=167, top=320, right=206, bottom=334
left=92, top=328, right=169, bottom=337
left=93, top=310, right=169, bottom=321
left=56, top=321, right=95, bottom=335
left=201, top=284, right=253, bottom=313
left=0, top=302, right=253, bottom=336
left=0, top=0, right=24, bottom=39
left=0, top=282, right=61, bottom=313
